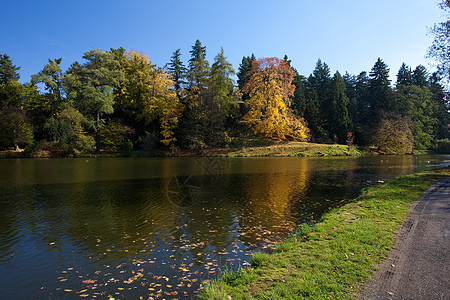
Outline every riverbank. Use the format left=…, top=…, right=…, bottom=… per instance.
left=198, top=167, right=450, bottom=299
left=0, top=140, right=365, bottom=158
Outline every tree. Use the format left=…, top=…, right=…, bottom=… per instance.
left=44, top=107, right=94, bottom=155
left=412, top=65, right=428, bottom=87
left=0, top=54, right=20, bottom=85
left=372, top=112, right=414, bottom=154
left=166, top=49, right=187, bottom=98
left=243, top=57, right=310, bottom=140
left=368, top=58, right=393, bottom=114
left=65, top=49, right=124, bottom=154
left=396, top=63, right=412, bottom=86
left=188, top=40, right=210, bottom=89
left=329, top=71, right=351, bottom=143
left=396, top=85, right=437, bottom=149
left=119, top=51, right=182, bottom=146
left=0, top=107, right=33, bottom=150
left=427, top=1, right=450, bottom=85
left=237, top=54, right=256, bottom=90
left=31, top=58, right=63, bottom=103
left=210, top=48, right=236, bottom=117
left=306, top=59, right=332, bottom=139
left=429, top=72, right=449, bottom=140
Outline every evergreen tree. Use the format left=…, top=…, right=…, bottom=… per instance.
left=210, top=47, right=236, bottom=117
left=329, top=71, right=351, bottom=143
left=283, top=55, right=307, bottom=116
left=368, top=58, right=393, bottom=114
left=166, top=49, right=187, bottom=97
left=429, top=71, right=449, bottom=140
left=396, top=85, right=437, bottom=149
left=307, top=59, right=332, bottom=139
left=237, top=54, right=256, bottom=90
left=188, top=39, right=210, bottom=89
left=396, top=63, right=413, bottom=86
left=412, top=65, right=428, bottom=87
left=343, top=72, right=357, bottom=128
left=0, top=54, right=20, bottom=85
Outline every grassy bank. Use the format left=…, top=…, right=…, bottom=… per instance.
left=180, top=140, right=364, bottom=157
left=0, top=140, right=364, bottom=158
left=199, top=167, right=450, bottom=299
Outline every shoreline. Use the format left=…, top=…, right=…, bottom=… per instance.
left=198, top=167, right=450, bottom=299
left=0, top=141, right=390, bottom=159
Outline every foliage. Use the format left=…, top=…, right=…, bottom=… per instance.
left=65, top=48, right=124, bottom=154
left=210, top=48, right=236, bottom=117
left=427, top=1, right=450, bottom=86
left=166, top=49, right=187, bottom=97
left=372, top=113, right=414, bottom=154
left=329, top=71, right=351, bottom=143
left=0, top=53, right=20, bottom=84
left=44, top=107, right=94, bottom=155
left=368, top=58, right=393, bottom=114
left=435, top=138, right=450, bottom=153
left=243, top=57, right=310, bottom=141
left=0, top=107, right=33, bottom=150
left=99, top=119, right=134, bottom=152
left=119, top=50, right=182, bottom=146
left=396, top=85, right=437, bottom=150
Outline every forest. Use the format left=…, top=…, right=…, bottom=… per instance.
left=0, top=39, right=449, bottom=157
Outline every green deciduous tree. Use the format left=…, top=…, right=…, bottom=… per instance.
left=0, top=107, right=33, bottom=150
left=65, top=48, right=124, bottom=154
left=396, top=85, right=437, bottom=149
left=373, top=112, right=414, bottom=154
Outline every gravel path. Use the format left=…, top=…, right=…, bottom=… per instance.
left=360, top=177, right=450, bottom=300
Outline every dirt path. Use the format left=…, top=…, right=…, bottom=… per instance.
left=360, top=177, right=450, bottom=299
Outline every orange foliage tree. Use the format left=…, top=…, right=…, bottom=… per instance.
left=243, top=57, right=310, bottom=140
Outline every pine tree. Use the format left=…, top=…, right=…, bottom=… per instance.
left=368, top=58, right=393, bottom=114
left=396, top=63, right=413, bottom=86
left=0, top=54, right=20, bottom=85
left=329, top=71, right=351, bottom=143
left=188, top=40, right=210, bottom=89
left=237, top=54, right=256, bottom=90
left=166, top=49, right=187, bottom=97
left=412, top=65, right=428, bottom=87
left=210, top=48, right=236, bottom=117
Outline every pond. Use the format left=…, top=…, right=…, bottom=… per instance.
left=0, top=155, right=448, bottom=299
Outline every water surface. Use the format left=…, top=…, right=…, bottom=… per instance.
left=0, top=155, right=447, bottom=299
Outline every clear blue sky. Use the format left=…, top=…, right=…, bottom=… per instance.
left=0, top=0, right=444, bottom=84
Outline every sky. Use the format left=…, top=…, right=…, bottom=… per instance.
left=0, top=0, right=445, bottom=84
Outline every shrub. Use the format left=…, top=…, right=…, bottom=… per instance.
left=372, top=113, right=414, bottom=154
left=435, top=139, right=450, bottom=153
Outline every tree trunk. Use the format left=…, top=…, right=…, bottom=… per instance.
left=95, top=110, right=101, bottom=155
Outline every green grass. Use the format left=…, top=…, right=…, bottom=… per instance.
left=198, top=167, right=449, bottom=299
left=220, top=141, right=364, bottom=157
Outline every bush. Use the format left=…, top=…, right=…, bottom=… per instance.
left=435, top=139, right=450, bottom=154
left=25, top=141, right=63, bottom=158
left=372, top=113, right=414, bottom=154
left=120, top=141, right=133, bottom=157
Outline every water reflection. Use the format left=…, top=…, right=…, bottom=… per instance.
left=0, top=155, right=447, bottom=299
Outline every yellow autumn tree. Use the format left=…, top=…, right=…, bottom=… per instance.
left=243, top=57, right=310, bottom=141
left=120, top=51, right=182, bottom=146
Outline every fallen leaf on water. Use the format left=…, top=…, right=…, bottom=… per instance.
left=60, top=278, right=67, bottom=282
left=79, top=294, right=89, bottom=298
